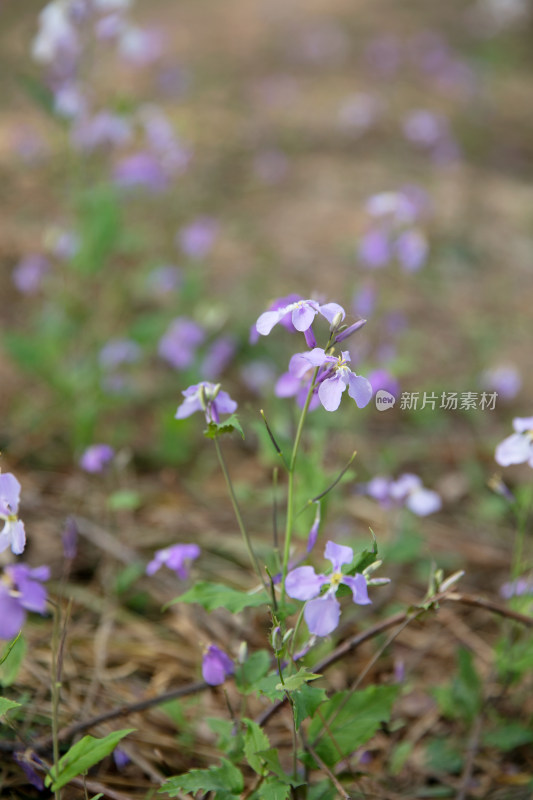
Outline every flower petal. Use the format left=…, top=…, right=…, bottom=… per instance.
left=318, top=375, right=345, bottom=412
left=291, top=303, right=317, bottom=332
left=255, top=309, right=285, bottom=336
left=0, top=474, right=21, bottom=516
left=304, top=595, right=340, bottom=636
left=346, top=373, right=373, bottom=408
left=495, top=433, right=531, bottom=467
left=318, top=302, right=345, bottom=325
left=285, top=566, right=324, bottom=600
left=324, top=540, right=353, bottom=571
left=10, top=520, right=26, bottom=555
left=342, top=574, right=372, bottom=606
left=406, top=488, right=441, bottom=516
left=0, top=588, right=25, bottom=640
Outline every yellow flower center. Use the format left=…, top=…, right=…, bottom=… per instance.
left=330, top=571, right=343, bottom=587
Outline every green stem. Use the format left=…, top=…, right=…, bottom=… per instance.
left=281, top=370, right=318, bottom=604
left=213, top=437, right=265, bottom=587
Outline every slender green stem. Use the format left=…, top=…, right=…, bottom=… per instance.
left=213, top=437, right=265, bottom=587
left=281, top=370, right=318, bottom=603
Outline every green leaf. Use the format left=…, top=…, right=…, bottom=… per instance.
left=160, top=758, right=243, bottom=797
left=74, top=185, right=121, bottom=275
left=277, top=667, right=320, bottom=693
left=204, top=414, right=245, bottom=440
left=0, top=697, right=21, bottom=718
left=307, top=685, right=399, bottom=767
left=425, top=739, right=463, bottom=775
left=253, top=777, right=291, bottom=800
left=0, top=633, right=22, bottom=667
left=107, top=490, right=142, bottom=511
left=243, top=719, right=270, bottom=775
left=293, top=684, right=327, bottom=728
left=256, top=748, right=302, bottom=787
left=483, top=722, right=533, bottom=751
left=255, top=672, right=285, bottom=702
left=169, top=582, right=268, bottom=613
left=433, top=648, right=482, bottom=724
left=236, top=650, right=271, bottom=692
left=389, top=741, right=413, bottom=775
left=45, top=729, right=135, bottom=791
left=0, top=635, right=26, bottom=687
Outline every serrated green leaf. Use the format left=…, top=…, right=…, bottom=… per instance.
left=308, top=685, right=399, bottom=767
left=204, top=414, right=244, bottom=440
left=243, top=719, right=270, bottom=775
left=483, top=722, right=533, bottom=751
left=425, top=738, right=463, bottom=775
left=255, top=672, right=285, bottom=702
left=276, top=668, right=320, bottom=693
left=256, top=748, right=302, bottom=787
left=169, top=582, right=268, bottom=613
left=45, top=729, right=135, bottom=791
left=253, top=777, right=291, bottom=800
left=0, top=697, right=21, bottom=718
left=160, top=758, right=243, bottom=797
left=293, top=684, right=327, bottom=728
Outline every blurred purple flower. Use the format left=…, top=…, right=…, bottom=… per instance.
left=367, top=369, right=400, bottom=398
left=99, top=339, right=141, bottom=370
left=352, top=283, right=377, bottom=318
left=358, top=228, right=391, bottom=268
left=403, top=110, right=445, bottom=147
left=146, top=265, right=182, bottom=296
left=481, top=365, right=521, bottom=400
left=175, top=382, right=237, bottom=424
left=395, top=229, right=429, bottom=272
left=500, top=575, right=533, bottom=600
left=0, top=473, right=26, bottom=556
left=363, top=473, right=441, bottom=516
left=48, top=228, right=80, bottom=260
left=32, top=2, right=79, bottom=65
left=79, top=444, right=115, bottom=473
left=54, top=83, right=87, bottom=119
left=12, top=254, right=50, bottom=294
left=240, top=360, right=277, bottom=394
left=202, top=644, right=234, bottom=686
left=118, top=26, right=164, bottom=66
left=113, top=152, right=169, bottom=192
left=72, top=111, right=131, bottom=151
left=286, top=541, right=371, bottom=637
left=112, top=747, right=131, bottom=770
left=0, top=564, right=50, bottom=640
left=201, top=336, right=237, bottom=380
left=158, top=318, right=205, bottom=370
left=62, top=516, right=78, bottom=561
left=495, top=417, right=533, bottom=468
left=14, top=751, right=45, bottom=791
left=177, top=217, right=218, bottom=260
left=146, top=543, right=200, bottom=578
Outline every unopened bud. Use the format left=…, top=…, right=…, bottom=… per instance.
left=334, top=318, right=367, bottom=344
left=366, top=577, right=391, bottom=587
left=439, top=570, right=465, bottom=593
left=237, top=641, right=248, bottom=664
left=330, top=311, right=344, bottom=332
left=271, top=626, right=283, bottom=653
left=363, top=559, right=383, bottom=577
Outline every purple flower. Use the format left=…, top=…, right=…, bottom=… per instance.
left=146, top=265, right=182, bottom=296
left=352, top=283, right=377, bottom=317
left=256, top=299, right=345, bottom=337
left=79, top=444, right=115, bottom=473
left=175, top=382, right=237, bottom=424
left=367, top=369, right=400, bottom=399
left=47, top=228, right=80, bottom=261
left=403, top=110, right=445, bottom=147
left=112, top=748, right=131, bottom=770
left=289, top=348, right=372, bottom=412
left=113, top=152, right=169, bottom=192
left=240, top=360, right=277, bottom=394
left=286, top=541, right=371, bottom=637
left=177, top=217, right=218, bottom=260
left=99, top=339, right=141, bottom=370
left=500, top=576, right=533, bottom=600
left=146, top=543, right=200, bottom=578
left=12, top=254, right=50, bottom=294
left=0, top=474, right=26, bottom=556
left=71, top=111, right=131, bottom=152
left=481, top=365, right=522, bottom=401
left=118, top=26, right=164, bottom=66
left=201, top=336, right=236, bottom=380
left=0, top=564, right=50, bottom=640
left=495, top=417, right=533, bottom=468
left=202, top=644, right=234, bottom=686
left=395, top=229, right=428, bottom=272
left=158, top=318, right=205, bottom=370
left=358, top=228, right=391, bottom=268
left=363, top=473, right=441, bottom=516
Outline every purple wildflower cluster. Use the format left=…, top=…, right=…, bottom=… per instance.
left=175, top=382, right=237, bottom=425
left=255, top=295, right=372, bottom=413
left=362, top=473, right=441, bottom=516
left=358, top=188, right=430, bottom=273
left=0, top=473, right=50, bottom=639
left=146, top=543, right=200, bottom=578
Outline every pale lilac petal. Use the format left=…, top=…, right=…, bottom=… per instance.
left=175, top=395, right=203, bottom=419
left=324, top=540, right=353, bottom=571
left=304, top=595, right=340, bottom=636
left=10, top=521, right=26, bottom=555
left=285, top=566, right=324, bottom=601
left=291, top=304, right=316, bottom=332
left=256, top=310, right=285, bottom=336
left=0, top=474, right=21, bottom=516
left=366, top=476, right=393, bottom=503
left=406, top=488, right=441, bottom=516
left=165, top=543, right=201, bottom=578
left=495, top=433, right=531, bottom=467
left=512, top=417, right=533, bottom=434
left=318, top=375, right=345, bottom=411
left=0, top=588, right=26, bottom=639
left=342, top=574, right=372, bottom=605
left=146, top=557, right=162, bottom=575
left=346, top=373, right=373, bottom=408
left=390, top=473, right=422, bottom=501
left=318, top=302, right=345, bottom=325
left=213, top=391, right=237, bottom=416
left=18, top=578, right=48, bottom=613
left=0, top=527, right=12, bottom=553
left=275, top=372, right=302, bottom=398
